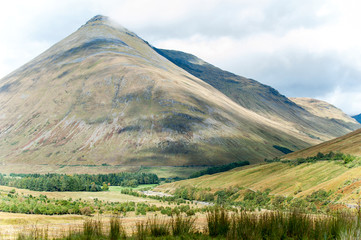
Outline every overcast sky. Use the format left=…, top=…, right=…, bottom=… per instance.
left=1, top=0, right=361, bottom=115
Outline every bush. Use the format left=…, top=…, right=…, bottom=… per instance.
left=80, top=206, right=93, bottom=216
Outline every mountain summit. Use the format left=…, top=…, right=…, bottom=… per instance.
left=0, top=16, right=358, bottom=173
left=86, top=15, right=109, bottom=23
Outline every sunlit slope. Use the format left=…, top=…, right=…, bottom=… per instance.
left=157, top=161, right=361, bottom=204
left=154, top=49, right=360, bottom=142
left=285, top=128, right=361, bottom=159
left=0, top=16, right=312, bottom=169
left=290, top=97, right=358, bottom=124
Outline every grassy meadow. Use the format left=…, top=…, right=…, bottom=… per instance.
left=0, top=184, right=209, bottom=239
left=138, top=166, right=208, bottom=179
left=2, top=156, right=361, bottom=238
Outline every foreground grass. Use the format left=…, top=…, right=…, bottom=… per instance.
left=16, top=208, right=361, bottom=239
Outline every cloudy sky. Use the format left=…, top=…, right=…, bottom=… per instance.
left=1, top=0, right=361, bottom=115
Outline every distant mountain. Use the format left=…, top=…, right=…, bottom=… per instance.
left=290, top=97, right=358, bottom=125
left=352, top=114, right=361, bottom=124
left=153, top=48, right=360, bottom=142
left=0, top=15, right=358, bottom=173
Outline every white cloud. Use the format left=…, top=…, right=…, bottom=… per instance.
left=321, top=87, right=361, bottom=116
left=0, top=0, right=361, bottom=114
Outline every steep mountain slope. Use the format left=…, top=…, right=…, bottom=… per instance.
left=352, top=114, right=361, bottom=124
left=153, top=49, right=360, bottom=142
left=284, top=128, right=361, bottom=159
left=290, top=97, right=358, bottom=124
left=0, top=15, right=315, bottom=171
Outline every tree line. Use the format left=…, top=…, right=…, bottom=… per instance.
left=265, top=151, right=359, bottom=166
left=189, top=161, right=249, bottom=179
left=0, top=172, right=159, bottom=192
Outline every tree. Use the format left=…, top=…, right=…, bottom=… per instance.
left=102, top=182, right=109, bottom=191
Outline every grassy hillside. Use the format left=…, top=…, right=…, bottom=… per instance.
left=157, top=161, right=361, bottom=204
left=285, top=128, right=361, bottom=159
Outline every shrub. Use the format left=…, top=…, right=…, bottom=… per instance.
left=80, top=206, right=93, bottom=216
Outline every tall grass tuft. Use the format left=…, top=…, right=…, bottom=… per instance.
left=83, top=219, right=103, bottom=239
left=206, top=208, right=231, bottom=237
left=17, top=225, right=49, bottom=240
left=109, top=217, right=126, bottom=240
left=146, top=216, right=170, bottom=237
left=224, top=209, right=361, bottom=240
left=135, top=221, right=148, bottom=240
left=171, top=214, right=196, bottom=236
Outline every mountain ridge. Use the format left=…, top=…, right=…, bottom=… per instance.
left=153, top=48, right=360, bottom=141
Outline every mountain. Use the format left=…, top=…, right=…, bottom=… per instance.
left=153, top=49, right=359, bottom=143
left=0, top=15, right=358, bottom=173
left=0, top=15, right=312, bottom=172
left=284, top=128, right=361, bottom=159
left=352, top=114, right=361, bottom=124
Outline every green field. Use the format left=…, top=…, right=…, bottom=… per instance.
left=138, top=166, right=208, bottom=178
left=109, top=184, right=158, bottom=192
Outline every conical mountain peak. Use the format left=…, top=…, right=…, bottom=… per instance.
left=85, top=15, right=109, bottom=24
left=81, top=15, right=129, bottom=34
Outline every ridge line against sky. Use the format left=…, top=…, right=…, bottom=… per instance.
left=0, top=0, right=361, bottom=115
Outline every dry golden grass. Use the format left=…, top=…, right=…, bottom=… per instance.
left=0, top=210, right=208, bottom=239
left=0, top=212, right=85, bottom=239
